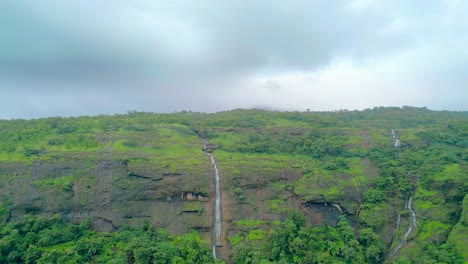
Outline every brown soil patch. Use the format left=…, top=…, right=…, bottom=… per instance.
left=362, top=157, right=379, bottom=181
left=361, top=130, right=375, bottom=149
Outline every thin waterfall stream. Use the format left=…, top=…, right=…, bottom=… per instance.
left=203, top=141, right=222, bottom=259
left=387, top=193, right=417, bottom=259
left=386, top=130, right=418, bottom=262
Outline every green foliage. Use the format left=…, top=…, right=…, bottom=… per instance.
left=270, top=199, right=287, bottom=213
left=246, top=229, right=265, bottom=241
left=234, top=219, right=267, bottom=228
left=0, top=202, right=8, bottom=224
left=212, top=129, right=349, bottom=158
left=232, top=212, right=384, bottom=264
left=0, top=215, right=221, bottom=264
left=233, top=187, right=246, bottom=202
left=364, top=188, right=386, bottom=204
left=324, top=158, right=349, bottom=170
left=34, top=175, right=75, bottom=191
left=359, top=203, right=392, bottom=229
left=56, top=122, right=77, bottom=134
left=447, top=194, right=468, bottom=262
left=121, top=139, right=140, bottom=148
left=403, top=243, right=465, bottom=264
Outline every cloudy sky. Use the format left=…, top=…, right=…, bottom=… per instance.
left=1, top=0, right=467, bottom=119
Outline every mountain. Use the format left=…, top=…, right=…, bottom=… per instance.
left=0, top=107, right=466, bottom=263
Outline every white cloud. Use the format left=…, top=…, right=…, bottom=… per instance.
left=0, top=0, right=467, bottom=118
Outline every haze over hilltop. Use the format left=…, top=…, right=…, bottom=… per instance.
left=1, top=0, right=467, bottom=119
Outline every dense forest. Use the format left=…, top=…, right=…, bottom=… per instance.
left=0, top=107, right=467, bottom=263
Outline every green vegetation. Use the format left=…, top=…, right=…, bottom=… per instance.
left=234, top=219, right=267, bottom=227
left=0, top=214, right=221, bottom=264
left=231, top=212, right=386, bottom=264
left=0, top=107, right=467, bottom=263
left=447, top=194, right=468, bottom=261
left=35, top=175, right=75, bottom=191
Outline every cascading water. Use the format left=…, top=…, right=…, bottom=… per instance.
left=388, top=193, right=417, bottom=259
left=386, top=130, right=418, bottom=261
left=405, top=195, right=417, bottom=238
left=203, top=142, right=222, bottom=259
left=391, top=214, right=401, bottom=243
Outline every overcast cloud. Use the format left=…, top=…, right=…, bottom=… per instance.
left=0, top=0, right=467, bottom=119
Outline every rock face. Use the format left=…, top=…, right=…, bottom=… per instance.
left=0, top=129, right=212, bottom=235
left=1, top=156, right=211, bottom=234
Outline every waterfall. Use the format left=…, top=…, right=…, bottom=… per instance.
left=388, top=193, right=417, bottom=259
left=386, top=130, right=417, bottom=261
left=204, top=141, right=222, bottom=258
left=404, top=195, right=417, bottom=239
left=391, top=214, right=401, bottom=243
left=210, top=154, right=222, bottom=247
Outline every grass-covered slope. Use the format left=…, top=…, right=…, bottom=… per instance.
left=0, top=116, right=212, bottom=235
left=448, top=194, right=468, bottom=262
left=0, top=107, right=466, bottom=263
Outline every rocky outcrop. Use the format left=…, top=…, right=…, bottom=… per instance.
left=0, top=149, right=211, bottom=234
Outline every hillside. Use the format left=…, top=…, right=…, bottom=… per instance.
left=0, top=107, right=467, bottom=263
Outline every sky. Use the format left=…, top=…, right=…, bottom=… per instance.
left=1, top=0, right=467, bottom=119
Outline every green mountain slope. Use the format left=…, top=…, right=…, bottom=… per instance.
left=448, top=194, right=468, bottom=262
left=0, top=107, right=466, bottom=263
